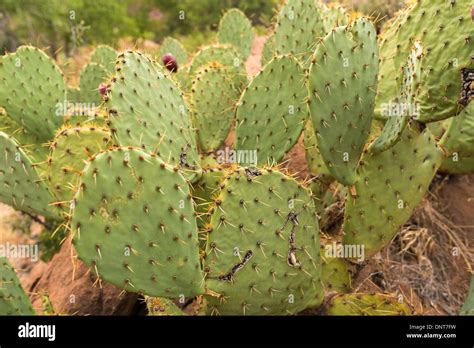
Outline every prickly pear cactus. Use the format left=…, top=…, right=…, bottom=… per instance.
left=0, top=110, right=47, bottom=161
left=146, top=296, right=185, bottom=316
left=320, top=245, right=352, bottom=293
left=190, top=63, right=239, bottom=153
left=439, top=102, right=474, bottom=174
left=67, top=86, right=81, bottom=104
left=79, top=62, right=109, bottom=106
left=0, top=131, right=57, bottom=218
left=376, top=0, right=473, bottom=122
left=321, top=3, right=349, bottom=33
left=204, top=167, right=323, bottom=315
left=90, top=45, right=117, bottom=74
left=460, top=277, right=474, bottom=315
left=261, top=34, right=275, bottom=66
left=46, top=125, right=112, bottom=207
left=0, top=46, right=66, bottom=141
left=303, top=120, right=330, bottom=176
left=273, top=0, right=325, bottom=64
left=72, top=147, right=204, bottom=297
left=343, top=124, right=443, bottom=258
left=192, top=161, right=225, bottom=232
left=217, top=8, right=253, bottom=59
left=160, top=37, right=188, bottom=67
left=370, top=42, right=422, bottom=153
left=105, top=51, right=201, bottom=180
left=189, top=44, right=245, bottom=84
left=235, top=56, right=308, bottom=165
left=326, top=293, right=413, bottom=316
left=307, top=19, right=379, bottom=185
left=0, top=257, right=35, bottom=315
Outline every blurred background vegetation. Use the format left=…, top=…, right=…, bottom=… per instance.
left=0, top=0, right=404, bottom=57
left=0, top=0, right=277, bottom=56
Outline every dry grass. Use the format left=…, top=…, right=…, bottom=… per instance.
left=376, top=179, right=473, bottom=314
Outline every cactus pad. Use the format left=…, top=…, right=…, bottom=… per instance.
left=189, top=44, right=245, bottom=79
left=90, top=45, right=117, bottom=74
left=0, top=46, right=66, bottom=141
left=190, top=63, right=239, bottom=153
left=0, top=258, right=35, bottom=315
left=46, top=125, right=112, bottom=207
left=343, top=125, right=443, bottom=258
left=261, top=34, right=275, bottom=67
left=0, top=131, right=56, bottom=218
left=308, top=20, right=379, bottom=185
left=67, top=86, right=81, bottom=104
left=376, top=0, right=473, bottom=122
left=273, top=0, right=325, bottom=64
left=105, top=51, right=200, bottom=180
left=204, top=167, right=323, bottom=315
left=326, top=293, right=413, bottom=316
left=146, top=296, right=185, bottom=316
left=72, top=147, right=204, bottom=297
left=79, top=62, right=109, bottom=106
left=320, top=245, right=352, bottom=293
left=370, top=43, right=422, bottom=153
left=217, top=9, right=253, bottom=59
left=235, top=56, right=308, bottom=165
left=303, top=120, right=330, bottom=176
left=460, top=277, right=474, bottom=315
left=160, top=37, right=188, bottom=67
left=321, top=3, right=349, bottom=33
left=439, top=102, right=474, bottom=174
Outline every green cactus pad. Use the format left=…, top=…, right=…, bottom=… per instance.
left=320, top=244, right=352, bottom=293
left=105, top=51, right=200, bottom=180
left=460, top=277, right=474, bottom=315
left=303, top=120, right=330, bottom=176
left=0, top=131, right=56, bottom=218
left=273, top=0, right=325, bottom=64
left=160, top=37, right=188, bottom=67
left=439, top=102, right=474, bottom=174
left=192, top=165, right=226, bottom=249
left=189, top=44, right=247, bottom=89
left=308, top=20, right=379, bottom=185
left=370, top=42, right=423, bottom=154
left=427, top=119, right=451, bottom=140
left=79, top=62, right=109, bottom=106
left=326, top=293, right=412, bottom=316
left=90, top=45, right=117, bottom=74
left=261, top=34, right=275, bottom=67
left=204, top=167, right=323, bottom=315
left=235, top=56, right=308, bottom=165
left=309, top=176, right=336, bottom=218
left=374, top=11, right=410, bottom=119
left=174, top=66, right=193, bottom=92
left=72, top=147, right=204, bottom=297
left=217, top=8, right=253, bottom=59
left=343, top=125, right=443, bottom=258
left=192, top=164, right=225, bottom=226
left=67, top=86, right=81, bottom=104
left=376, top=0, right=473, bottom=122
left=146, top=296, right=185, bottom=316
left=191, top=63, right=240, bottom=153
left=46, top=125, right=112, bottom=207
left=0, top=111, right=47, bottom=162
left=321, top=3, right=349, bottom=33
left=0, top=258, right=35, bottom=315
left=0, top=46, right=66, bottom=141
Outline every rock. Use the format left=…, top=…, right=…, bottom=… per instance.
left=29, top=239, right=138, bottom=315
